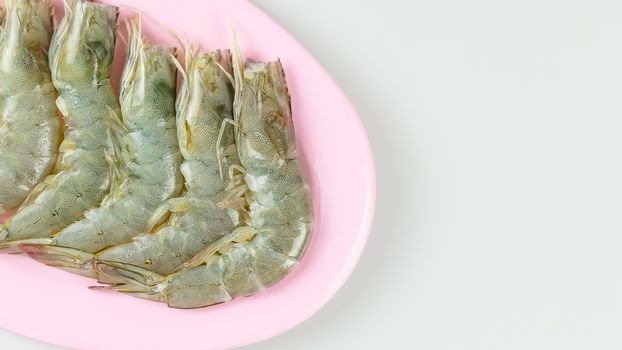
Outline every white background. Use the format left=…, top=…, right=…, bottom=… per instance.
left=3, top=0, right=622, bottom=348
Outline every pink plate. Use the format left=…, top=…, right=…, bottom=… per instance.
left=0, top=0, right=375, bottom=349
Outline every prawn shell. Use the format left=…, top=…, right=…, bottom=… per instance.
left=1, top=0, right=121, bottom=241
left=0, top=0, right=60, bottom=214
left=95, top=55, right=313, bottom=309
left=12, top=19, right=182, bottom=278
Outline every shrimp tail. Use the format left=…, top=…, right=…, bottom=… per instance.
left=0, top=238, right=54, bottom=253
left=93, top=259, right=165, bottom=287
left=92, top=259, right=234, bottom=309
left=18, top=244, right=95, bottom=277
left=91, top=260, right=166, bottom=303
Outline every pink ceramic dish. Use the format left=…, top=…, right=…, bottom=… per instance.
left=0, top=1, right=375, bottom=349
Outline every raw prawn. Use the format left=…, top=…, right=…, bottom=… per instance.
left=95, top=47, right=313, bottom=309
left=15, top=19, right=183, bottom=273
left=0, top=0, right=120, bottom=242
left=0, top=0, right=61, bottom=214
left=92, top=48, right=245, bottom=277
left=23, top=48, right=245, bottom=277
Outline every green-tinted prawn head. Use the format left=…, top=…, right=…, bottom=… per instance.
left=181, top=48, right=233, bottom=111
left=0, top=0, right=54, bottom=89
left=119, top=18, right=176, bottom=109
left=50, top=0, right=118, bottom=89
left=0, top=0, right=53, bottom=48
left=232, top=52, right=295, bottom=168
left=173, top=48, right=233, bottom=159
left=192, top=50, right=232, bottom=86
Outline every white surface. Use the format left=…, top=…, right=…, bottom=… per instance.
left=3, top=0, right=622, bottom=349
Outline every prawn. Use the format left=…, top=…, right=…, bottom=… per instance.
left=0, top=0, right=61, bottom=214
left=0, top=0, right=121, bottom=242
left=94, top=45, right=313, bottom=309
left=23, top=48, right=245, bottom=277
left=14, top=18, right=183, bottom=273
left=92, top=48, right=245, bottom=277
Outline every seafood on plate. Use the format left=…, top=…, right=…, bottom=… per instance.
left=0, top=0, right=61, bottom=214
left=20, top=47, right=246, bottom=279
left=0, top=1, right=315, bottom=310
left=94, top=45, right=313, bottom=309
left=91, top=48, right=246, bottom=278
left=15, top=19, right=183, bottom=273
left=0, top=0, right=120, bottom=242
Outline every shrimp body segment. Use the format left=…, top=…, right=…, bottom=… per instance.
left=0, top=0, right=120, bottom=242
left=0, top=0, right=61, bottom=214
